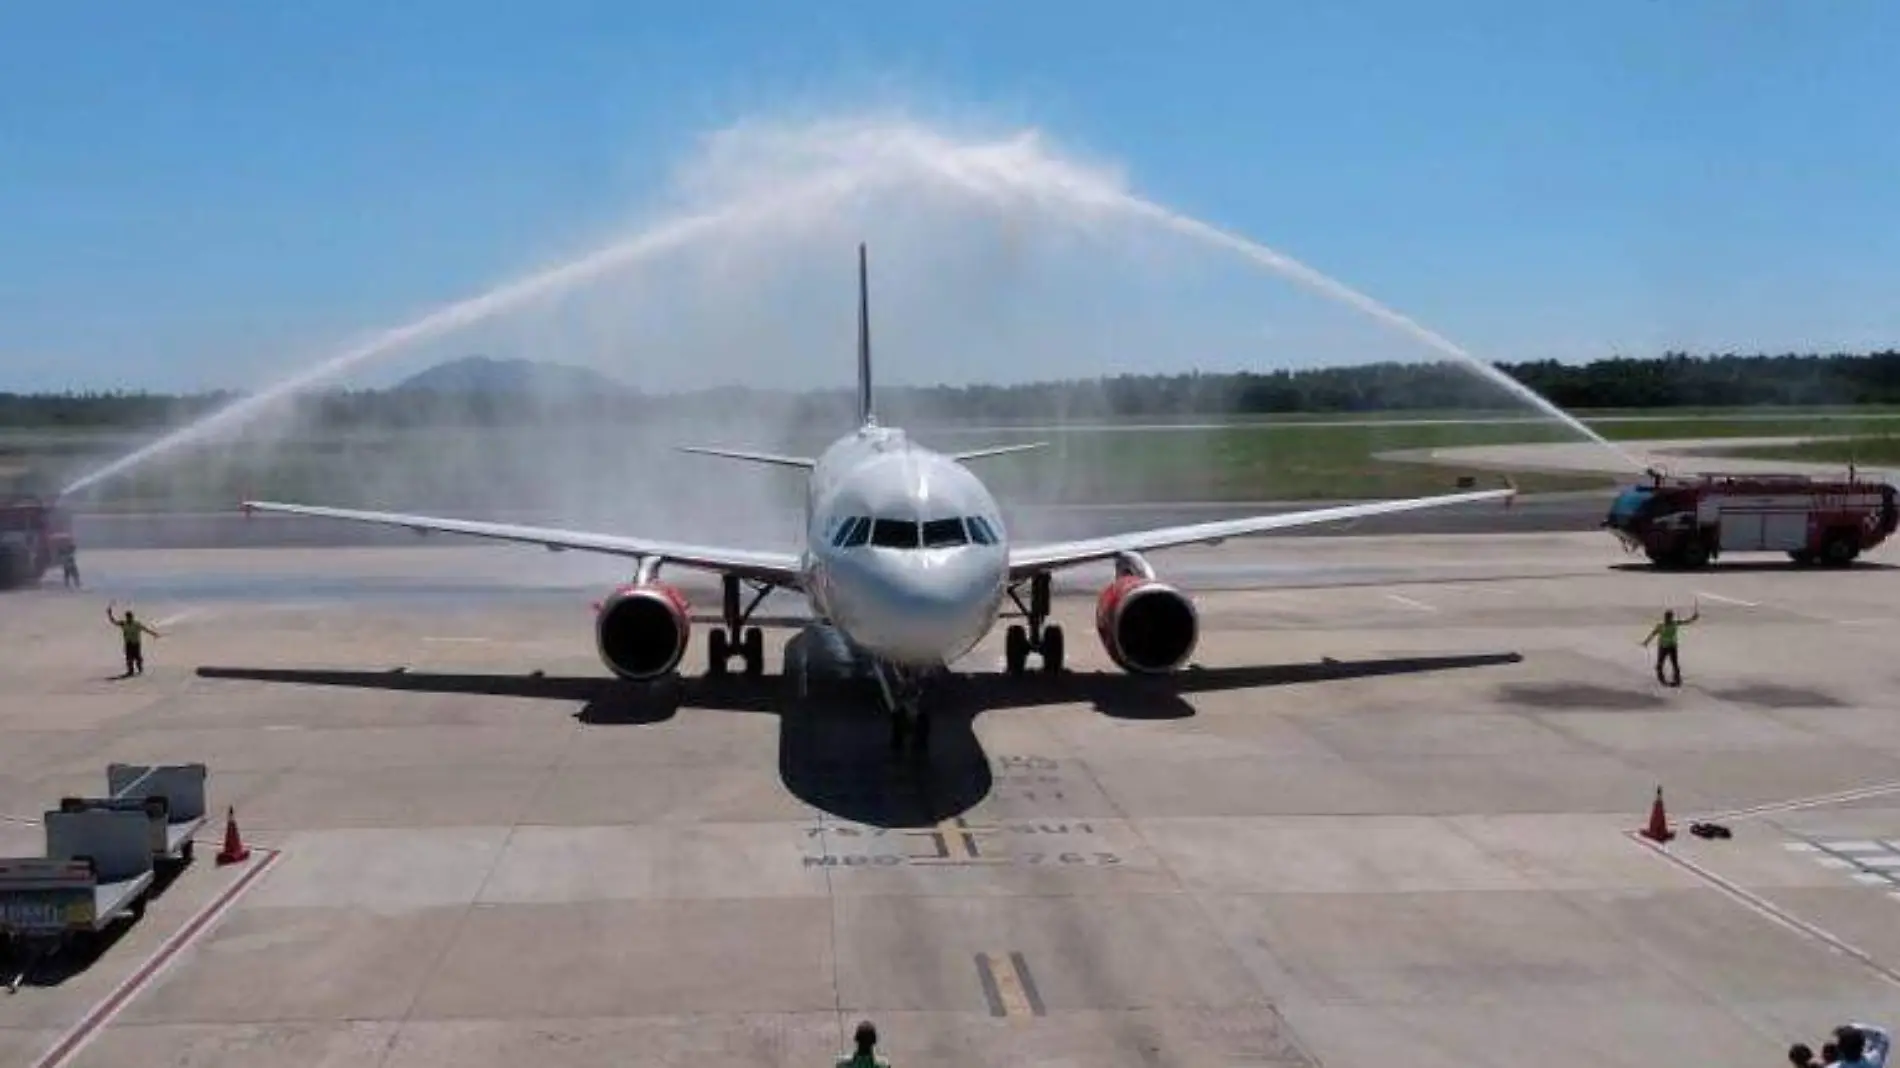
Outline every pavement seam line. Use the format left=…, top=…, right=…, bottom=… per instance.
left=1625, top=830, right=1900, bottom=990
left=30, top=847, right=286, bottom=1068
left=368, top=727, right=568, bottom=1068
left=1052, top=730, right=1318, bottom=1061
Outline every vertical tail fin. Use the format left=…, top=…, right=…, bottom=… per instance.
left=856, top=243, right=874, bottom=428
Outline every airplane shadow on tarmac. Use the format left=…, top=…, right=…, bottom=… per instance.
left=196, top=628, right=1521, bottom=828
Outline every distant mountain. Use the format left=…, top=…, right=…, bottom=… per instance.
left=394, top=356, right=632, bottom=397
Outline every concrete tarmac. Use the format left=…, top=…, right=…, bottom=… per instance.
left=5, top=533, right=1900, bottom=1066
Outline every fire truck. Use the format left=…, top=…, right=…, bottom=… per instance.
left=0, top=496, right=73, bottom=589
left=1604, top=470, right=1899, bottom=568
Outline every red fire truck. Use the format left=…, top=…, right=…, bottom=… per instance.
left=0, top=496, right=73, bottom=588
left=1604, top=470, right=1899, bottom=568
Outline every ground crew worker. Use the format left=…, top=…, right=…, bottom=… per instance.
left=106, top=602, right=161, bottom=677
left=56, top=538, right=80, bottom=589
left=1831, top=1022, right=1891, bottom=1068
left=1641, top=603, right=1699, bottom=687
left=836, top=1020, right=889, bottom=1067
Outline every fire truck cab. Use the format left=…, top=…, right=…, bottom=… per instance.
left=0, top=496, right=73, bottom=589
left=1605, top=470, right=1899, bottom=569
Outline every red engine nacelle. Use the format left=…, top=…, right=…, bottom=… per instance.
left=1094, top=575, right=1199, bottom=674
left=594, top=582, right=692, bottom=680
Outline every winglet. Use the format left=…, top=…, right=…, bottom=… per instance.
left=856, top=243, right=874, bottom=429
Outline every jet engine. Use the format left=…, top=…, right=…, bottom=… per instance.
left=1094, top=573, right=1199, bottom=674
left=594, top=582, right=692, bottom=680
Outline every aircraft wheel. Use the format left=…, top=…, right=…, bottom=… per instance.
left=1005, top=625, right=1029, bottom=676
left=1041, top=624, right=1065, bottom=674
left=743, top=627, right=764, bottom=678
left=708, top=629, right=729, bottom=678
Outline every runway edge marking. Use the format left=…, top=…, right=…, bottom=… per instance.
left=30, top=846, right=285, bottom=1068
left=1624, top=831, right=1900, bottom=990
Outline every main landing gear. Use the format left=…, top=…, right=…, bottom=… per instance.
left=707, top=574, right=769, bottom=679
left=1003, top=571, right=1064, bottom=676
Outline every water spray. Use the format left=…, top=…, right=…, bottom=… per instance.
left=62, top=116, right=1640, bottom=498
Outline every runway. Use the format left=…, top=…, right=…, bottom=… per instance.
left=5, top=532, right=1900, bottom=1066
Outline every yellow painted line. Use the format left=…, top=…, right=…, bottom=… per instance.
left=905, top=817, right=1004, bottom=865
left=976, top=952, right=1042, bottom=1017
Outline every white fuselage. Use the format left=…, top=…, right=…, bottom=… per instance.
left=799, top=424, right=1010, bottom=669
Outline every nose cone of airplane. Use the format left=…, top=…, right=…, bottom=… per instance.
left=832, top=545, right=1005, bottom=665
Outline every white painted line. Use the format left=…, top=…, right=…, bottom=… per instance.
left=1783, top=842, right=1819, bottom=852
left=1696, top=781, right=1900, bottom=822
left=1384, top=593, right=1437, bottom=612
left=1853, top=873, right=1896, bottom=886
left=151, top=609, right=205, bottom=628
left=1626, top=831, right=1900, bottom=990
left=1695, top=591, right=1758, bottom=608
left=31, top=848, right=284, bottom=1068
left=1835, top=618, right=1891, bottom=627
left=1818, top=858, right=1855, bottom=869
left=1824, top=840, right=1887, bottom=854
left=1857, top=856, right=1900, bottom=869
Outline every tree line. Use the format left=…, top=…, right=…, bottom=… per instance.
left=4, top=350, right=1898, bottom=430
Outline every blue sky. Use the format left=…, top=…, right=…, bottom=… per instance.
left=3, top=0, right=1897, bottom=393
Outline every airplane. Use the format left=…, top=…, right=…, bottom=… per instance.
left=240, top=244, right=1516, bottom=753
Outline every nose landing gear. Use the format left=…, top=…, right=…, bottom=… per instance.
left=1004, top=571, right=1064, bottom=676
left=873, top=661, right=933, bottom=757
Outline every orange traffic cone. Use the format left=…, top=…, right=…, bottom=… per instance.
left=215, top=806, right=251, bottom=865
left=1641, top=786, right=1675, bottom=843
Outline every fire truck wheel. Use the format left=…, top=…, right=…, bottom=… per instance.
left=1678, top=541, right=1709, bottom=569
left=1822, top=533, right=1859, bottom=567
left=1789, top=550, right=1815, bottom=566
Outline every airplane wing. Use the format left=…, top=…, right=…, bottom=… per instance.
left=240, top=500, right=805, bottom=588
left=947, top=442, right=1047, bottom=463
left=674, top=446, right=816, bottom=470
left=1006, top=484, right=1516, bottom=580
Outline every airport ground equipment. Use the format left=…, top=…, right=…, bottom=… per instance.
left=97, top=763, right=209, bottom=868
left=0, top=494, right=71, bottom=589
left=1604, top=470, right=1898, bottom=568
left=0, top=807, right=159, bottom=988
left=0, top=764, right=209, bottom=988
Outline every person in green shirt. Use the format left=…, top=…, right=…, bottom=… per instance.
left=106, top=602, right=161, bottom=677
left=836, top=1021, right=890, bottom=1068
left=1641, top=603, right=1699, bottom=687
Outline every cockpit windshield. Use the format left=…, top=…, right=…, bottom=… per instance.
left=870, top=518, right=920, bottom=549
left=921, top=518, right=967, bottom=548
left=832, top=515, right=1000, bottom=550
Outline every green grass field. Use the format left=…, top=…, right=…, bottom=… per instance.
left=1699, top=434, right=1900, bottom=466
left=10, top=408, right=1897, bottom=510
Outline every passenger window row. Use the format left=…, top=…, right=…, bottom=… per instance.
left=831, top=514, right=1000, bottom=549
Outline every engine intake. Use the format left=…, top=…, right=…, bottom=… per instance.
left=594, top=582, right=691, bottom=680
left=1095, top=575, right=1199, bottom=674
